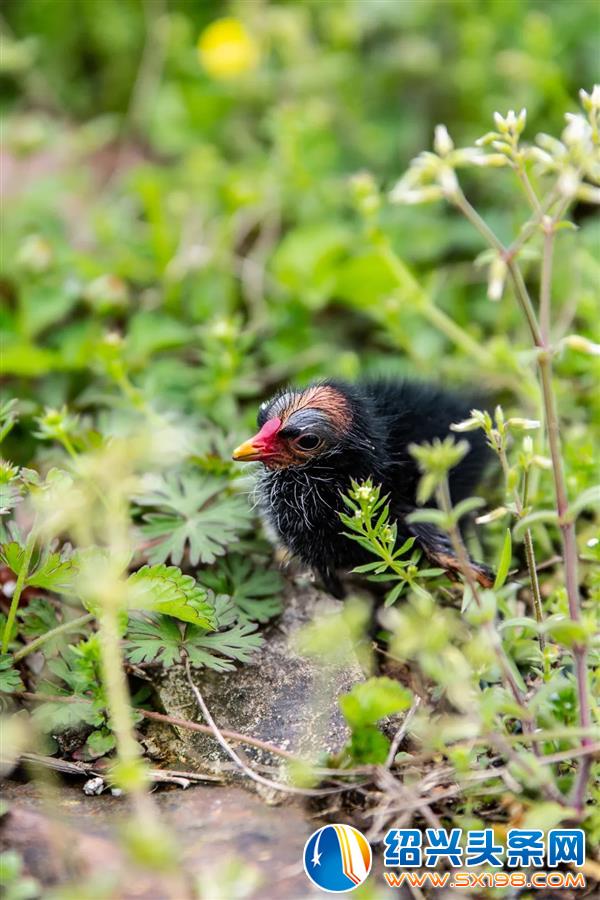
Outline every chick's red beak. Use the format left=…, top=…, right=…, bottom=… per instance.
left=232, top=417, right=282, bottom=462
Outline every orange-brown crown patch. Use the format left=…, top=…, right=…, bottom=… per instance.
left=276, top=385, right=352, bottom=431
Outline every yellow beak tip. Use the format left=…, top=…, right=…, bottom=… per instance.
left=232, top=441, right=259, bottom=462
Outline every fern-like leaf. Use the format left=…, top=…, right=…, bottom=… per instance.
left=201, top=555, right=283, bottom=623
left=135, top=471, right=251, bottom=566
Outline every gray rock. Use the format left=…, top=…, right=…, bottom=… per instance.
left=149, top=580, right=367, bottom=781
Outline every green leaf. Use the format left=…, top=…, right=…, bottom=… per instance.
left=521, top=802, right=577, bottom=831
left=406, top=508, right=448, bottom=527
left=347, top=724, right=391, bottom=764
left=31, top=697, right=103, bottom=732
left=452, top=497, right=485, bottom=520
left=124, top=615, right=183, bottom=666
left=186, top=620, right=263, bottom=671
left=544, top=616, right=591, bottom=647
left=384, top=581, right=406, bottom=607
left=84, top=729, right=117, bottom=759
left=136, top=471, right=251, bottom=566
left=18, top=598, right=60, bottom=637
left=0, top=399, right=20, bottom=444
left=200, top=555, right=283, bottom=624
left=0, top=543, right=27, bottom=577
left=125, top=604, right=263, bottom=672
left=494, top=528, right=512, bottom=589
left=499, top=616, right=540, bottom=632
left=566, top=485, right=600, bottom=521
left=513, top=509, right=558, bottom=539
left=126, top=564, right=216, bottom=628
left=26, top=551, right=76, bottom=592
left=339, top=676, right=412, bottom=729
left=0, top=655, right=23, bottom=693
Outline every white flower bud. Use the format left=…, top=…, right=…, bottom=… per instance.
left=472, top=153, right=509, bottom=167
left=494, top=111, right=508, bottom=134
left=563, top=113, right=590, bottom=147
left=475, top=507, right=507, bottom=524
left=564, top=334, right=600, bottom=355
left=434, top=124, right=454, bottom=157
left=576, top=183, right=600, bottom=205
left=439, top=166, right=459, bottom=199
left=507, top=418, right=541, bottom=430
left=450, top=417, right=481, bottom=433
left=389, top=184, right=443, bottom=205
left=558, top=167, right=579, bottom=198
left=487, top=256, right=507, bottom=301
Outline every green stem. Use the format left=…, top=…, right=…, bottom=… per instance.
left=515, top=165, right=542, bottom=216
left=539, top=223, right=554, bottom=348
left=497, top=443, right=545, bottom=649
left=523, top=529, right=545, bottom=647
left=97, top=604, right=143, bottom=774
left=60, top=433, right=79, bottom=461
left=2, top=526, right=37, bottom=653
left=12, top=613, right=94, bottom=663
left=451, top=190, right=543, bottom=347
left=436, top=479, right=528, bottom=712
left=451, top=173, right=591, bottom=811
left=379, top=239, right=489, bottom=366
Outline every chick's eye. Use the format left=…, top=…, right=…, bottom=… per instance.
left=294, top=433, right=322, bottom=451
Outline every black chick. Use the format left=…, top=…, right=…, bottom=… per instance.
left=232, top=379, right=492, bottom=598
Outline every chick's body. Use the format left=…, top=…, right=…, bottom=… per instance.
left=234, top=379, right=492, bottom=597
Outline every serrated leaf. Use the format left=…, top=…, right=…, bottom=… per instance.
left=126, top=564, right=216, bottom=628
left=27, top=552, right=76, bottom=592
left=201, top=555, right=283, bottom=623
left=494, top=528, right=512, bottom=589
left=0, top=654, right=23, bottom=693
left=124, top=615, right=184, bottom=666
left=125, top=608, right=263, bottom=672
left=186, top=620, right=263, bottom=671
left=136, top=471, right=252, bottom=565
left=0, top=542, right=27, bottom=577
left=18, top=598, right=60, bottom=638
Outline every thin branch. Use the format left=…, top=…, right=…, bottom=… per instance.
left=182, top=657, right=361, bottom=797
left=12, top=613, right=94, bottom=663
left=19, top=751, right=221, bottom=786
left=385, top=696, right=421, bottom=768
left=18, top=691, right=297, bottom=762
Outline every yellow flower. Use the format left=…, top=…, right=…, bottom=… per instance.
left=198, top=17, right=260, bottom=80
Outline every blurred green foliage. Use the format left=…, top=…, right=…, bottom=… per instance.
left=0, top=0, right=598, bottom=872
left=2, top=1, right=599, bottom=443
